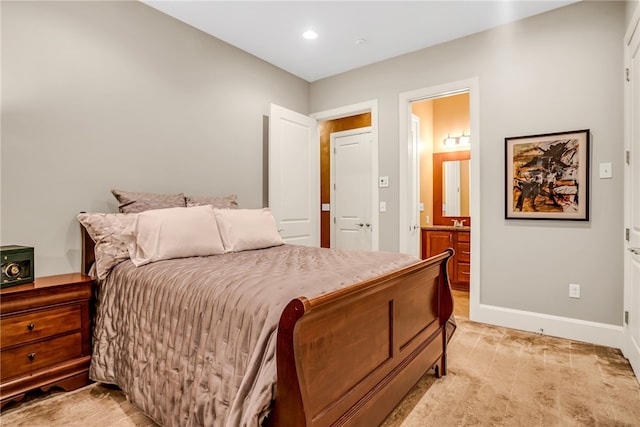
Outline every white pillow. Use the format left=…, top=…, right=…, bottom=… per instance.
left=214, top=208, right=284, bottom=252
left=124, top=205, right=225, bottom=266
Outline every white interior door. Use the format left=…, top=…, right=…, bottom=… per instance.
left=331, top=130, right=373, bottom=251
left=624, top=9, right=640, bottom=381
left=269, top=104, right=319, bottom=246
left=407, top=114, right=421, bottom=257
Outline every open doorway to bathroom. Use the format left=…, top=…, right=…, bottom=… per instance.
left=400, top=79, right=478, bottom=320
left=412, top=92, right=471, bottom=318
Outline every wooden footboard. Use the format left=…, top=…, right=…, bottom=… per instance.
left=266, top=249, right=454, bottom=427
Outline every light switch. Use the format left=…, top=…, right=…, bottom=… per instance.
left=419, top=202, right=424, bottom=212
left=379, top=201, right=386, bottom=212
left=321, top=203, right=331, bottom=212
left=379, top=176, right=389, bottom=188
left=599, top=162, right=612, bottom=179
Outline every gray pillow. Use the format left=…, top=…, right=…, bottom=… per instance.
left=77, top=212, right=137, bottom=280
left=111, top=189, right=186, bottom=213
left=185, top=194, right=238, bottom=209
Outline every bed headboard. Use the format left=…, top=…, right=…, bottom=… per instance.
left=80, top=222, right=95, bottom=276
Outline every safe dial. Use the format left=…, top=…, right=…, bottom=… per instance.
left=3, top=262, right=22, bottom=279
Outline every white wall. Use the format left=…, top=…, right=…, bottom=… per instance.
left=310, top=1, right=625, bottom=327
left=1, top=1, right=309, bottom=276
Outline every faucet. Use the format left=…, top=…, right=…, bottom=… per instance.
left=451, top=219, right=466, bottom=227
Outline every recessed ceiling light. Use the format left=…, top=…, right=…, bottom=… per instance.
left=303, top=30, right=318, bottom=40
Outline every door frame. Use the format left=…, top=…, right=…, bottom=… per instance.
left=398, top=78, right=480, bottom=318
left=312, top=100, right=380, bottom=251
left=330, top=127, right=375, bottom=250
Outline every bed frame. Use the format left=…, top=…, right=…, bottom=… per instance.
left=81, top=227, right=455, bottom=427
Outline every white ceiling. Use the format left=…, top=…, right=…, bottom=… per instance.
left=143, top=1, right=579, bottom=82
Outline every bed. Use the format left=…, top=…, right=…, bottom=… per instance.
left=79, top=206, right=455, bottom=427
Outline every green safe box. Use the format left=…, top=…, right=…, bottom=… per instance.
left=1, top=245, right=34, bottom=288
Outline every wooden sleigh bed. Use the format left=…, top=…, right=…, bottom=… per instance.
left=81, top=225, right=455, bottom=427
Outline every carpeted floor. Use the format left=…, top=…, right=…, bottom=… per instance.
left=2, top=291, right=639, bottom=426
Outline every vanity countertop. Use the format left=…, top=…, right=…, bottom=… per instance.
left=422, top=225, right=471, bottom=231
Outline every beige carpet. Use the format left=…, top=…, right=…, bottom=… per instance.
left=2, top=292, right=639, bottom=426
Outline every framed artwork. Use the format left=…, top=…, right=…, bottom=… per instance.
left=505, top=129, right=590, bottom=220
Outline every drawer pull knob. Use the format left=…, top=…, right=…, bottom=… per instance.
left=27, top=323, right=35, bottom=331
left=27, top=352, right=36, bottom=361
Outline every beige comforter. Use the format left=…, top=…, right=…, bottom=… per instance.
left=89, top=244, right=419, bottom=427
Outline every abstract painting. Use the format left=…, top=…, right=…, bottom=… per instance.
left=505, top=129, right=590, bottom=220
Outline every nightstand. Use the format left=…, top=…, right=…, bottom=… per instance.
left=0, top=273, right=93, bottom=407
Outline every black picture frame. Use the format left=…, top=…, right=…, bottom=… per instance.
left=505, top=129, right=590, bottom=221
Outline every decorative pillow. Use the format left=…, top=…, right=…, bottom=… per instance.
left=111, top=189, right=186, bottom=214
left=186, top=194, right=238, bottom=209
left=214, top=208, right=284, bottom=252
left=124, top=205, right=225, bottom=266
left=77, top=212, right=138, bottom=280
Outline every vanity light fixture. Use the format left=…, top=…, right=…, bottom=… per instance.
left=443, top=132, right=471, bottom=147
left=444, top=134, right=458, bottom=147
left=459, top=131, right=470, bottom=145
left=303, top=30, right=318, bottom=40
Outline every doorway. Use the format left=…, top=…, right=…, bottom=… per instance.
left=313, top=100, right=379, bottom=250
left=399, top=78, right=480, bottom=320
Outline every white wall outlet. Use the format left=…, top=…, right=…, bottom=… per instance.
left=379, top=176, right=389, bottom=188
left=599, top=162, right=612, bottom=179
left=379, top=201, right=386, bottom=212
left=569, top=283, right=581, bottom=299
left=321, top=203, right=331, bottom=212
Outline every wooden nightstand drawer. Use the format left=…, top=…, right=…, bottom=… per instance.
left=1, top=305, right=82, bottom=348
left=0, top=332, right=83, bottom=381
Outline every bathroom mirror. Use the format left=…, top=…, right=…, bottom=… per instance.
left=433, top=151, right=471, bottom=226
left=442, top=160, right=470, bottom=217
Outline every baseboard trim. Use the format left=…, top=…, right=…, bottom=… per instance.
left=471, top=303, right=624, bottom=350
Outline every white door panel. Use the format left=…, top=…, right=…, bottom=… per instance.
left=269, top=104, right=319, bottom=246
left=408, top=115, right=421, bottom=257
left=332, top=131, right=373, bottom=251
left=624, top=9, right=640, bottom=380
